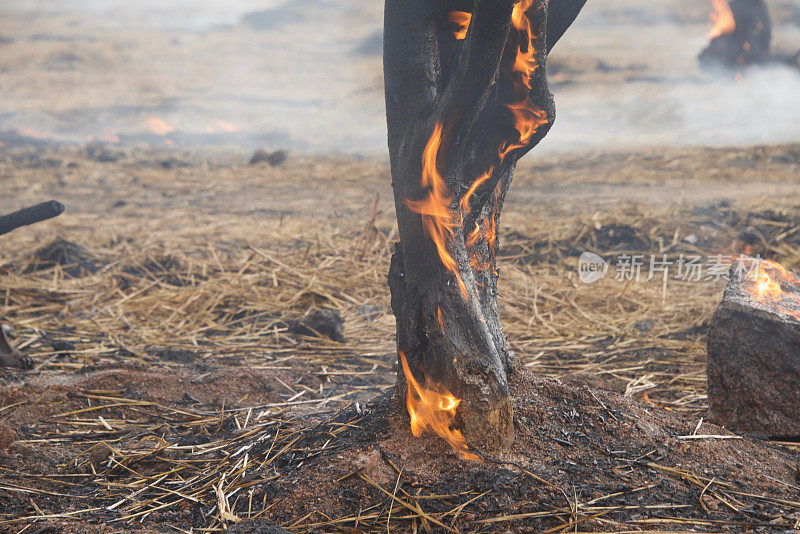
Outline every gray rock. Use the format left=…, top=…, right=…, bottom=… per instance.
left=707, top=263, right=800, bottom=437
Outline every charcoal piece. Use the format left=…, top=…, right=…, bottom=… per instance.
left=25, top=238, right=99, bottom=278
left=287, top=310, right=345, bottom=342
left=250, top=149, right=287, bottom=166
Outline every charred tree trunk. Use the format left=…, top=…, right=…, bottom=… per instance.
left=384, top=0, right=584, bottom=449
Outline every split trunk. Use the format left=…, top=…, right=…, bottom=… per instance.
left=384, top=0, right=585, bottom=448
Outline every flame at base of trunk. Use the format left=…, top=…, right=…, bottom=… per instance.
left=398, top=351, right=479, bottom=461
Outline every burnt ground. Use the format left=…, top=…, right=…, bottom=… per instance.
left=0, top=143, right=799, bottom=532
left=1, top=365, right=799, bottom=533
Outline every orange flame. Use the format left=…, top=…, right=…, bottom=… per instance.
left=464, top=214, right=496, bottom=255
left=147, top=116, right=175, bottom=136
left=460, top=169, right=492, bottom=214
left=751, top=266, right=781, bottom=300
left=449, top=11, right=472, bottom=40
left=709, top=0, right=736, bottom=39
left=466, top=221, right=482, bottom=248
left=406, top=122, right=467, bottom=298
left=498, top=0, right=549, bottom=164
left=487, top=206, right=497, bottom=252
left=508, top=98, right=548, bottom=145
left=458, top=0, right=547, bottom=259
left=746, top=260, right=800, bottom=320
left=510, top=0, right=538, bottom=90
left=505, top=0, right=547, bottom=144
left=399, top=352, right=478, bottom=461
left=499, top=98, right=549, bottom=159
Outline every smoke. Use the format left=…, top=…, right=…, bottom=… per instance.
left=2, top=0, right=282, bottom=31
left=0, top=0, right=798, bottom=153
left=540, top=64, right=800, bottom=154
left=539, top=0, right=800, bottom=154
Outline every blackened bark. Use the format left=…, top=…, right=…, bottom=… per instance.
left=546, top=0, right=588, bottom=52
left=384, top=0, right=583, bottom=448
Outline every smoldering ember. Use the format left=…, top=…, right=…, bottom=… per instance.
left=1, top=1, right=800, bottom=533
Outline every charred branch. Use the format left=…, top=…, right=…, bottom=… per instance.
left=0, top=201, right=65, bottom=368
left=546, top=0, right=588, bottom=52
left=0, top=200, right=65, bottom=237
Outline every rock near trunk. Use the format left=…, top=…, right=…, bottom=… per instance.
left=707, top=263, right=800, bottom=437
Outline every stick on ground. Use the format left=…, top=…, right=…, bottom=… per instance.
left=0, top=200, right=65, bottom=237
left=0, top=324, right=32, bottom=369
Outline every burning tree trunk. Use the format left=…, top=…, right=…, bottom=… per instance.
left=707, top=260, right=800, bottom=437
left=699, top=0, right=772, bottom=69
left=384, top=0, right=585, bottom=453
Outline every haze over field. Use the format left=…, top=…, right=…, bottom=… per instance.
left=0, top=0, right=798, bottom=153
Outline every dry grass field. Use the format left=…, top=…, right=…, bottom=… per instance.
left=1, top=143, right=800, bottom=531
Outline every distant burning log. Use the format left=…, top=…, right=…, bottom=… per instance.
left=699, top=0, right=772, bottom=69
left=707, top=259, right=800, bottom=437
